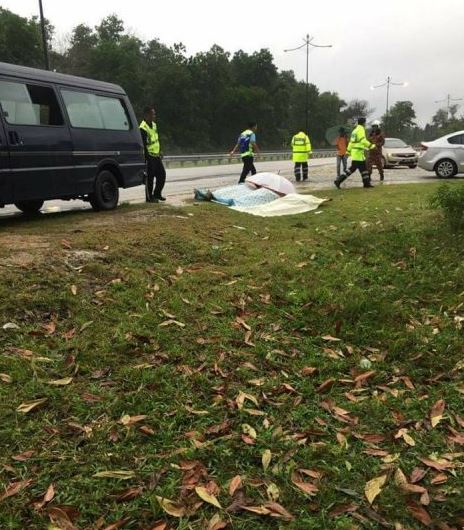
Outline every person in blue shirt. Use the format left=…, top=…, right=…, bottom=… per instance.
left=229, top=122, right=261, bottom=183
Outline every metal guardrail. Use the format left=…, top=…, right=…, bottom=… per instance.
left=163, top=149, right=336, bottom=167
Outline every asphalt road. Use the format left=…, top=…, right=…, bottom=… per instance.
left=0, top=158, right=452, bottom=218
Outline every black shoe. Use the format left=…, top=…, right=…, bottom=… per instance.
left=154, top=195, right=166, bottom=202
left=334, top=180, right=341, bottom=189
left=302, top=178, right=308, bottom=182
left=363, top=182, right=374, bottom=188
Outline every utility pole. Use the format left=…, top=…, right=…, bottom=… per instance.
left=284, top=34, right=332, bottom=134
left=371, top=77, right=407, bottom=134
left=38, top=0, right=50, bottom=70
left=434, top=94, right=463, bottom=121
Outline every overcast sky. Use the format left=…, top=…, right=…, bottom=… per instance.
left=3, top=0, right=464, bottom=126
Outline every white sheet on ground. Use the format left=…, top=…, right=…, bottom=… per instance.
left=231, top=193, right=328, bottom=217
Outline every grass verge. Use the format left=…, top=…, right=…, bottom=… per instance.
left=0, top=183, right=463, bottom=530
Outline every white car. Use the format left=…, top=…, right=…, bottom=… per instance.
left=382, top=138, right=418, bottom=169
left=419, top=131, right=464, bottom=177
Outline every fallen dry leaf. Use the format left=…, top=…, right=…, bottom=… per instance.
left=364, top=475, right=387, bottom=504
left=229, top=475, right=242, bottom=496
left=0, top=479, right=33, bottom=502
left=156, top=496, right=187, bottom=517
left=33, top=483, right=55, bottom=510
left=119, top=414, right=147, bottom=426
left=102, top=517, right=132, bottom=530
left=207, top=513, right=228, bottom=530
left=0, top=373, right=12, bottom=384
left=93, top=470, right=135, bottom=480
left=407, top=500, right=432, bottom=526
left=48, top=377, right=73, bottom=386
left=12, top=450, right=35, bottom=462
left=195, top=486, right=222, bottom=508
left=262, top=449, right=272, bottom=471
left=430, top=399, right=446, bottom=428
left=16, top=398, right=48, bottom=414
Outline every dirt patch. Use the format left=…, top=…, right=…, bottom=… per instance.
left=63, top=250, right=105, bottom=269
left=0, top=235, right=51, bottom=268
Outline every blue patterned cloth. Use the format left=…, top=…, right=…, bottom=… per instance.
left=195, top=184, right=279, bottom=207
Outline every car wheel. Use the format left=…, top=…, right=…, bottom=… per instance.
left=14, top=200, right=44, bottom=215
left=89, top=170, right=119, bottom=211
left=409, top=164, right=417, bottom=169
left=435, top=159, right=458, bottom=178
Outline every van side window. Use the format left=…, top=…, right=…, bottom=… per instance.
left=0, top=80, right=64, bottom=126
left=61, top=89, right=130, bottom=131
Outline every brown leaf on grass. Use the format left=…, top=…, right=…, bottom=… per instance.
left=102, top=518, right=132, bottom=530
left=93, top=470, right=135, bottom=480
left=430, top=473, right=448, bottom=485
left=159, top=319, right=185, bottom=328
left=430, top=399, right=446, bottom=428
left=292, top=480, right=319, bottom=496
left=316, top=378, right=336, bottom=393
left=195, top=486, right=222, bottom=508
left=364, top=475, right=387, bottom=504
left=263, top=502, right=294, bottom=521
left=48, top=506, right=79, bottom=530
left=410, top=467, right=427, bottom=484
left=12, top=450, right=35, bottom=462
left=0, top=373, right=12, bottom=383
left=70, top=285, right=77, bottom=295
left=139, top=425, right=155, bottom=436
left=354, top=370, right=376, bottom=387
left=207, top=513, right=228, bottom=530
left=235, top=317, right=251, bottom=331
left=418, top=457, right=454, bottom=472
left=301, top=366, right=318, bottom=376
left=115, top=487, right=143, bottom=502
left=147, top=523, right=167, bottom=530
left=156, top=496, right=187, bottom=517
left=16, top=398, right=48, bottom=414
left=321, top=335, right=341, bottom=342
left=33, top=483, right=55, bottom=510
left=229, top=475, right=242, bottom=496
left=48, top=377, right=73, bottom=386
left=119, top=414, right=147, bottom=426
left=329, top=503, right=359, bottom=517
left=407, top=500, right=432, bottom=526
left=0, top=479, right=33, bottom=502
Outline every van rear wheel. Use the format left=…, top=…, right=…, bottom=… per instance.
left=89, top=170, right=119, bottom=211
left=14, top=200, right=44, bottom=215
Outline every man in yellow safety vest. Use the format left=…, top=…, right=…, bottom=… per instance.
left=334, top=117, right=376, bottom=189
left=139, top=106, right=166, bottom=202
left=291, top=129, right=312, bottom=182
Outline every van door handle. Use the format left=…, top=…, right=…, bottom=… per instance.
left=8, top=131, right=23, bottom=146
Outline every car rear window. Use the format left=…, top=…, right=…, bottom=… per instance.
left=447, top=134, right=464, bottom=145
left=61, top=89, right=131, bottom=131
left=0, top=80, right=64, bottom=126
left=384, top=139, right=408, bottom=148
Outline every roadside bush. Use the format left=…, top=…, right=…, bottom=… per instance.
left=430, top=183, right=464, bottom=230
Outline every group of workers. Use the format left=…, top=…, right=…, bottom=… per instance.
left=139, top=105, right=386, bottom=202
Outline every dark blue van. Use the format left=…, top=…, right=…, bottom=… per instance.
left=0, top=62, right=145, bottom=214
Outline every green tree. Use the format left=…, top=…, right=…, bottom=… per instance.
left=383, top=100, right=416, bottom=139
left=0, top=8, right=47, bottom=68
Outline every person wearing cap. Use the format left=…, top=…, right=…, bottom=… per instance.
left=334, top=117, right=376, bottom=189
left=335, top=127, right=348, bottom=178
left=367, top=121, right=385, bottom=181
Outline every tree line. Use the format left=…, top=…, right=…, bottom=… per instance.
left=1, top=8, right=463, bottom=152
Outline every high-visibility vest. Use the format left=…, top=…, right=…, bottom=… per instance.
left=238, top=129, right=255, bottom=158
left=139, top=120, right=160, bottom=156
left=291, top=132, right=312, bottom=162
left=347, top=124, right=374, bottom=161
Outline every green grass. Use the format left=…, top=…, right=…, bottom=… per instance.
left=0, top=183, right=463, bottom=530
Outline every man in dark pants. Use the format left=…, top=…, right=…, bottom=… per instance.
left=139, top=106, right=166, bottom=202
left=229, top=122, right=260, bottom=183
left=334, top=117, right=376, bottom=189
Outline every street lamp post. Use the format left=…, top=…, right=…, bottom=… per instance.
left=284, top=34, right=332, bottom=134
left=434, top=94, right=463, bottom=121
left=371, top=76, right=407, bottom=133
left=38, top=0, right=50, bottom=70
